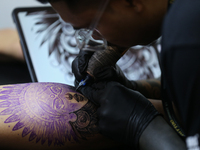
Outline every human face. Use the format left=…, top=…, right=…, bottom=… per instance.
left=50, top=0, right=168, bottom=48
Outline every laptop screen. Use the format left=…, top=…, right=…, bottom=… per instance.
left=13, top=7, right=78, bottom=86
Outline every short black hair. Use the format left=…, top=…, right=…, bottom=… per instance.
left=37, top=0, right=88, bottom=5
left=37, top=0, right=66, bottom=4
left=37, top=0, right=49, bottom=4
left=37, top=0, right=102, bottom=13
left=36, top=0, right=92, bottom=7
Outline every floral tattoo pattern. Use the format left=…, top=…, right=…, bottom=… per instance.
left=0, top=83, right=98, bottom=146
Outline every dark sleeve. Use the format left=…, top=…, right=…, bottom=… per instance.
left=161, top=0, right=200, bottom=139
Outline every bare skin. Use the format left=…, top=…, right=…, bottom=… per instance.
left=0, top=82, right=124, bottom=150
left=0, top=82, right=181, bottom=150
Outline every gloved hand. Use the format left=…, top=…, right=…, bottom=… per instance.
left=93, top=65, right=137, bottom=90
left=78, top=81, right=160, bottom=149
left=72, top=50, right=137, bottom=90
left=72, top=50, right=94, bottom=82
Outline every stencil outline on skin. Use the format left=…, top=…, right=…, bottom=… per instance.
left=0, top=83, right=98, bottom=146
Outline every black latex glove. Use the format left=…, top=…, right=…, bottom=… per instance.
left=93, top=65, right=137, bottom=90
left=78, top=81, right=160, bottom=149
left=72, top=50, right=136, bottom=90
left=72, top=50, right=94, bottom=82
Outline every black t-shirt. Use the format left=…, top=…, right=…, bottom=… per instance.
left=161, top=0, right=200, bottom=146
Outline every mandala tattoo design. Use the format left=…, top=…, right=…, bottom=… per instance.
left=0, top=83, right=98, bottom=146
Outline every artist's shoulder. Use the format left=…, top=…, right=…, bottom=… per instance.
left=162, top=0, right=200, bottom=50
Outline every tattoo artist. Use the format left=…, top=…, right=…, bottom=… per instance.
left=71, top=0, right=186, bottom=149
left=37, top=0, right=200, bottom=149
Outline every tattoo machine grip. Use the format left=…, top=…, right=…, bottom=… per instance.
left=86, top=46, right=125, bottom=78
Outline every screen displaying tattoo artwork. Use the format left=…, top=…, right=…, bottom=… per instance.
left=117, top=42, right=161, bottom=80
left=0, top=83, right=98, bottom=146
left=14, top=7, right=161, bottom=86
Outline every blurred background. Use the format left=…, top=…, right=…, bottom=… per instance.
left=0, top=0, right=49, bottom=85
left=0, top=0, right=48, bottom=29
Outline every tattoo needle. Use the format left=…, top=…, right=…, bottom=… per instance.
left=75, top=1, right=110, bottom=91
left=76, top=75, right=92, bottom=91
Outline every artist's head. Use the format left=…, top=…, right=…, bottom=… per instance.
left=37, top=0, right=168, bottom=47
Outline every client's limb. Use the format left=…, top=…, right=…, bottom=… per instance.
left=0, top=82, right=123, bottom=150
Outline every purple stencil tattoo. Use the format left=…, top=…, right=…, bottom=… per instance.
left=0, top=83, right=98, bottom=146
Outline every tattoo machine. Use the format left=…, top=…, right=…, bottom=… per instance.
left=75, top=0, right=127, bottom=90
left=75, top=42, right=128, bottom=91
